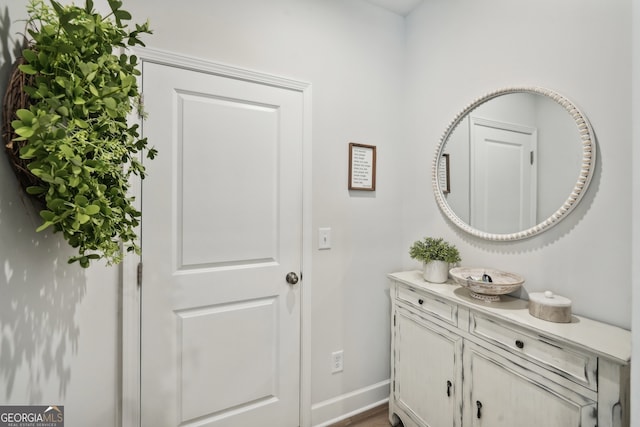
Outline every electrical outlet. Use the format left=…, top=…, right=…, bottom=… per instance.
left=331, top=350, right=344, bottom=373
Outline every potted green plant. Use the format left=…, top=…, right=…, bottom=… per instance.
left=3, top=0, right=155, bottom=267
left=409, top=237, right=461, bottom=283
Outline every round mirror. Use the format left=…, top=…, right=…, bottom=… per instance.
left=432, top=87, right=596, bottom=241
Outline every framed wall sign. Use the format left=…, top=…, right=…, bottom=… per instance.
left=348, top=143, right=376, bottom=191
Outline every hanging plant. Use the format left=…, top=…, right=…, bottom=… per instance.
left=3, top=0, right=155, bottom=267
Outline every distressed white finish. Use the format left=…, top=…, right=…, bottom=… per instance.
left=389, top=271, right=630, bottom=427
left=432, top=86, right=596, bottom=241
left=395, top=310, right=463, bottom=427
left=464, top=343, right=596, bottom=426
left=449, top=266, right=524, bottom=301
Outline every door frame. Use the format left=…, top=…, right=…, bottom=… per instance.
left=120, top=47, right=313, bottom=427
left=469, top=116, right=538, bottom=232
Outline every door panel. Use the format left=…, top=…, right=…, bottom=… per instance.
left=470, top=119, right=537, bottom=233
left=178, top=297, right=278, bottom=421
left=140, top=61, right=303, bottom=427
left=395, top=309, right=463, bottom=427
left=179, top=92, right=279, bottom=267
left=466, top=344, right=596, bottom=427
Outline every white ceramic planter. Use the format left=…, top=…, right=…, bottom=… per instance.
left=423, top=260, right=449, bottom=283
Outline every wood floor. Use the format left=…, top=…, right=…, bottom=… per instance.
left=328, top=404, right=399, bottom=427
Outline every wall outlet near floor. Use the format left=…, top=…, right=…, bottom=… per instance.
left=331, top=350, right=344, bottom=373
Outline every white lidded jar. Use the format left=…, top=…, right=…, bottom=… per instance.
left=528, top=291, right=572, bottom=323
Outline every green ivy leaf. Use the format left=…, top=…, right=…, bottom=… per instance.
left=107, top=0, right=123, bottom=12
left=55, top=76, right=68, bottom=88
left=59, top=144, right=74, bottom=158
left=77, top=213, right=90, bottom=224
left=48, top=199, right=66, bottom=210
left=26, top=186, right=46, bottom=195
left=74, top=118, right=89, bottom=128
left=37, top=51, right=49, bottom=68
left=104, top=97, right=117, bottom=110
left=16, top=109, right=35, bottom=122
left=22, top=49, right=38, bottom=63
left=74, top=194, right=89, bottom=207
left=18, top=64, right=38, bottom=75
left=36, top=221, right=54, bottom=232
left=50, top=0, right=64, bottom=16
left=78, top=62, right=91, bottom=76
left=19, top=145, right=38, bottom=159
left=14, top=126, right=35, bottom=138
left=40, top=210, right=56, bottom=221
left=85, top=205, right=100, bottom=215
left=114, top=9, right=131, bottom=21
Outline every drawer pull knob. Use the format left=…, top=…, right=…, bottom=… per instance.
left=446, top=380, right=452, bottom=397
left=515, top=339, right=524, bottom=349
left=476, top=401, right=483, bottom=419
left=418, top=299, right=424, bottom=305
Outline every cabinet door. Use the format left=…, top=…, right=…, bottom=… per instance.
left=395, top=308, right=463, bottom=427
left=465, top=343, right=597, bottom=427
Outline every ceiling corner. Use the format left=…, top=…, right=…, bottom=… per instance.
left=364, top=0, right=424, bottom=16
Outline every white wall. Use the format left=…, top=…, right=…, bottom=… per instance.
left=1, top=0, right=636, bottom=425
left=1, top=0, right=406, bottom=425
left=124, top=2, right=406, bottom=424
left=631, top=0, right=639, bottom=424
left=125, top=0, right=407, bottom=423
left=0, top=1, right=121, bottom=426
left=403, top=0, right=632, bottom=330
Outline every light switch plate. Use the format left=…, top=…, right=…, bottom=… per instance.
left=319, top=227, right=331, bottom=250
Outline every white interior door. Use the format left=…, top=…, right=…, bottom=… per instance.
left=139, top=60, right=304, bottom=427
left=470, top=118, right=537, bottom=234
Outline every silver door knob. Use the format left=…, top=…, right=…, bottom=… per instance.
left=286, top=272, right=299, bottom=285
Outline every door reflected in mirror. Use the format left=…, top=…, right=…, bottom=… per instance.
left=433, top=87, right=595, bottom=241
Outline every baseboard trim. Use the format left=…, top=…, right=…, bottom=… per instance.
left=311, top=380, right=390, bottom=427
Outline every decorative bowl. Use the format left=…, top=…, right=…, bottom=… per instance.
left=449, top=267, right=525, bottom=302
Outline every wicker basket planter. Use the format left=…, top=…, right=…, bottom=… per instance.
left=2, top=55, right=40, bottom=198
left=2, top=0, right=154, bottom=268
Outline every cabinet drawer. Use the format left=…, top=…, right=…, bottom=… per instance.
left=397, top=286, right=458, bottom=326
left=466, top=342, right=597, bottom=427
left=469, top=312, right=597, bottom=390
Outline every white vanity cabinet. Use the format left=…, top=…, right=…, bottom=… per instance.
left=395, top=306, right=463, bottom=426
left=389, top=271, right=631, bottom=427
